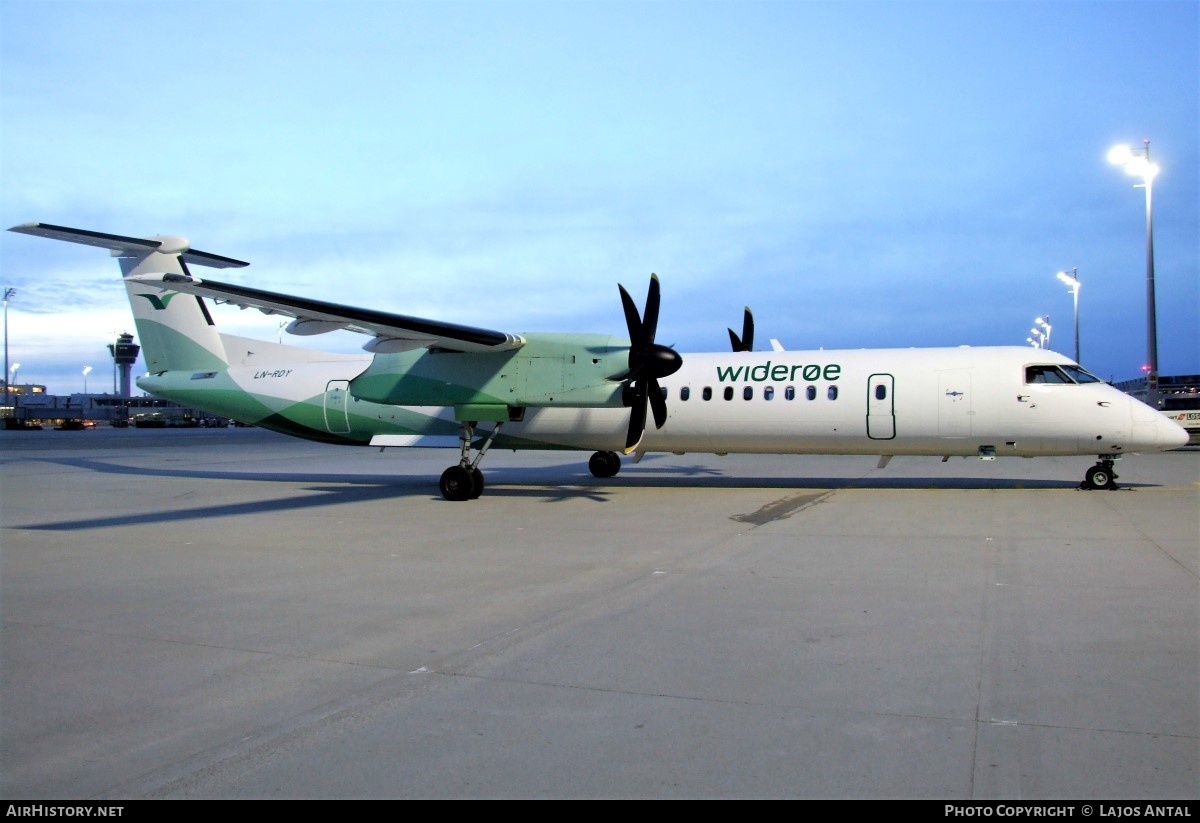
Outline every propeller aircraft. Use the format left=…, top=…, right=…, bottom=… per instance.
left=8, top=222, right=1189, bottom=500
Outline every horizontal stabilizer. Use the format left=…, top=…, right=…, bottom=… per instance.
left=9, top=222, right=248, bottom=269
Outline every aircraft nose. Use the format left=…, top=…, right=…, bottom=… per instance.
left=1126, top=397, right=1191, bottom=452
left=1160, top=416, right=1190, bottom=450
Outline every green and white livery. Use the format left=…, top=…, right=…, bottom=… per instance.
left=10, top=222, right=1189, bottom=499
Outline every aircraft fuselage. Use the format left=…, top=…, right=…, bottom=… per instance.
left=137, top=341, right=1183, bottom=459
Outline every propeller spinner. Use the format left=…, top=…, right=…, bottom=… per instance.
left=615, top=274, right=682, bottom=453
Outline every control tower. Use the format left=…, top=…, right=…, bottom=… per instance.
left=107, top=333, right=140, bottom=397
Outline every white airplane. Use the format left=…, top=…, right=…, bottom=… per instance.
left=9, top=222, right=1189, bottom=500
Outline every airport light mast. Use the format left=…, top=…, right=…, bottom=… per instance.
left=1108, top=140, right=1160, bottom=409
left=3, top=287, right=14, bottom=407
left=1035, top=316, right=1051, bottom=350
left=1029, top=317, right=1050, bottom=349
left=1056, top=268, right=1081, bottom=364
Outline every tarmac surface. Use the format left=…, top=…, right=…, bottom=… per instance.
left=1, top=427, right=1196, bottom=799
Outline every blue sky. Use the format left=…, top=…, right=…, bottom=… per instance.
left=1, top=0, right=1196, bottom=395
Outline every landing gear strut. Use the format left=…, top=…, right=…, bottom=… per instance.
left=1080, top=456, right=1119, bottom=490
left=439, top=421, right=502, bottom=501
left=588, top=450, right=621, bottom=478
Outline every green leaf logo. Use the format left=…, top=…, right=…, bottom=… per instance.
left=136, top=292, right=180, bottom=311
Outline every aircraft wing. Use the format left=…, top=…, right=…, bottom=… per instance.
left=10, top=221, right=523, bottom=353
left=134, top=272, right=527, bottom=354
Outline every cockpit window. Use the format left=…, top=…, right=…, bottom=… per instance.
left=1025, top=364, right=1102, bottom=385
left=1060, top=364, right=1102, bottom=384
left=1025, top=365, right=1073, bottom=384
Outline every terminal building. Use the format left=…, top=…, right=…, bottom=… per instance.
left=1, top=332, right=227, bottom=430
left=0, top=384, right=228, bottom=429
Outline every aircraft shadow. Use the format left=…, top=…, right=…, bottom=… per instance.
left=7, top=454, right=1127, bottom=531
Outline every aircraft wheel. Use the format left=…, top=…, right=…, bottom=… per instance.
left=589, top=450, right=621, bottom=478
left=470, top=468, right=485, bottom=499
left=440, top=466, right=476, bottom=501
left=606, top=451, right=621, bottom=476
left=1084, top=464, right=1115, bottom=490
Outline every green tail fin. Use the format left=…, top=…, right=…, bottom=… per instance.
left=124, top=277, right=228, bottom=373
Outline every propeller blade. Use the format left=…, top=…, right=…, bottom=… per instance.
left=616, top=274, right=682, bottom=454
left=618, top=284, right=643, bottom=344
left=625, top=383, right=647, bottom=452
left=648, top=379, right=668, bottom=429
left=641, top=274, right=660, bottom=344
left=729, top=306, right=754, bottom=352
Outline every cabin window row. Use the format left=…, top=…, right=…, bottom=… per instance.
left=673, top=385, right=840, bottom=402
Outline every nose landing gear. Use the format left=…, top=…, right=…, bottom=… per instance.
left=1080, top=456, right=1119, bottom=490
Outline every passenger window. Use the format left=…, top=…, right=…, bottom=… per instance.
left=743, top=386, right=753, bottom=401
left=806, top=386, right=816, bottom=401
left=703, top=387, right=712, bottom=401
left=828, top=386, right=839, bottom=400
left=785, top=386, right=795, bottom=401
left=875, top=384, right=887, bottom=401
left=724, top=386, right=734, bottom=401
left=680, top=387, right=690, bottom=401
left=764, top=386, right=774, bottom=400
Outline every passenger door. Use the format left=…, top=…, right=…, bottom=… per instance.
left=867, top=373, right=896, bottom=440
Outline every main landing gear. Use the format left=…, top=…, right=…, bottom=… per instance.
left=439, top=438, right=625, bottom=501
left=588, top=450, right=621, bottom=479
left=439, top=421, right=503, bottom=501
left=1080, top=456, right=1120, bottom=490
